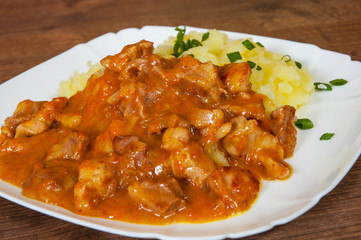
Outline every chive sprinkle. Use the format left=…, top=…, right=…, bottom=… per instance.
left=320, top=133, right=335, bottom=140
left=202, top=32, right=210, bottom=41
left=242, top=40, right=255, bottom=50
left=294, top=118, right=314, bottom=129
left=247, top=61, right=262, bottom=71
left=191, top=39, right=202, bottom=47
left=314, top=82, right=332, bottom=91
left=227, top=51, right=242, bottom=63
left=330, top=79, right=348, bottom=86
left=295, top=61, right=302, bottom=69
left=172, top=26, right=203, bottom=58
left=281, top=55, right=292, bottom=63
left=247, top=61, right=256, bottom=69
left=256, top=42, right=264, bottom=48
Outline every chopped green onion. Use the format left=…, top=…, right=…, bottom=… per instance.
left=227, top=51, right=242, bottom=63
left=242, top=40, right=255, bottom=50
left=281, top=55, right=292, bottom=63
left=320, top=133, right=334, bottom=140
left=295, top=61, right=302, bottom=69
left=173, top=26, right=186, bottom=57
left=256, top=42, right=264, bottom=48
left=172, top=26, right=203, bottom=58
left=173, top=41, right=182, bottom=58
left=185, top=39, right=191, bottom=49
left=294, top=118, right=314, bottom=129
left=247, top=61, right=256, bottom=69
left=314, top=82, right=332, bottom=91
left=330, top=79, right=348, bottom=86
left=191, top=39, right=202, bottom=47
left=202, top=32, right=210, bottom=41
left=247, top=61, right=262, bottom=71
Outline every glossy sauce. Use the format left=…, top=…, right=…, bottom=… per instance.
left=0, top=40, right=296, bottom=224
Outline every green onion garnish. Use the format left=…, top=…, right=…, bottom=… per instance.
left=294, top=118, right=314, bottom=129
left=202, top=32, right=210, bottom=41
left=247, top=61, right=262, bottom=71
left=247, top=61, right=256, bottom=69
left=295, top=61, right=302, bottom=69
left=330, top=79, right=348, bottom=86
left=172, top=26, right=203, bottom=58
left=256, top=42, right=264, bottom=48
left=191, top=39, right=202, bottom=47
left=314, top=82, right=332, bottom=91
left=320, top=133, right=335, bottom=140
left=281, top=55, right=292, bottom=63
left=227, top=51, right=242, bottom=63
left=173, top=26, right=186, bottom=57
left=242, top=40, right=255, bottom=50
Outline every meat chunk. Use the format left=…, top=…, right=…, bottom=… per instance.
left=205, top=143, right=229, bottom=167
left=4, top=100, right=46, bottom=133
left=208, top=167, right=260, bottom=211
left=147, top=112, right=190, bottom=135
left=113, top=135, right=154, bottom=188
left=45, top=131, right=89, bottom=161
left=15, top=97, right=67, bottom=138
left=74, top=157, right=118, bottom=209
left=174, top=55, right=225, bottom=104
left=219, top=62, right=252, bottom=93
left=100, top=40, right=154, bottom=72
left=128, top=177, right=186, bottom=216
left=22, top=159, right=79, bottom=205
left=188, top=108, right=227, bottom=144
left=219, top=91, right=269, bottom=123
left=113, top=135, right=149, bottom=167
left=169, top=142, right=216, bottom=186
left=223, top=116, right=290, bottom=180
left=161, top=127, right=191, bottom=151
left=271, top=105, right=297, bottom=158
left=56, top=112, right=82, bottom=129
left=107, top=83, right=147, bottom=119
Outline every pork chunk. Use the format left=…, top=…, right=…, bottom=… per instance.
left=100, top=40, right=154, bottom=72
left=223, top=116, right=290, bottom=180
left=169, top=142, right=216, bottom=186
left=4, top=100, right=46, bottom=133
left=45, top=131, right=89, bottom=161
left=74, top=157, right=118, bottom=209
left=128, top=177, right=186, bottom=216
left=174, top=55, right=225, bottom=104
left=208, top=167, right=260, bottom=211
left=271, top=105, right=297, bottom=158
left=15, top=97, right=67, bottom=138
left=22, top=159, right=79, bottom=205
left=219, top=62, right=252, bottom=93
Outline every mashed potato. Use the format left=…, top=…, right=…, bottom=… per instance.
left=154, top=29, right=314, bottom=112
left=58, top=62, right=102, bottom=98
left=58, top=29, right=314, bottom=112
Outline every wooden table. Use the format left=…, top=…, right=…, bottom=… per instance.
left=1, top=0, right=360, bottom=239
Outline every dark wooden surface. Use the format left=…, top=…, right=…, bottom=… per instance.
left=1, top=0, right=361, bottom=239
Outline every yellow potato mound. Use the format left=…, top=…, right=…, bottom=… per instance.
left=58, top=62, right=103, bottom=98
left=154, top=29, right=314, bottom=112
left=58, top=30, right=314, bottom=113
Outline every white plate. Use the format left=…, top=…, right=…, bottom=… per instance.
left=1, top=26, right=361, bottom=240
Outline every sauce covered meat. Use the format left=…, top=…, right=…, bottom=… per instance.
left=0, top=40, right=297, bottom=224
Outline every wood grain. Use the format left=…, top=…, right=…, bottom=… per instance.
left=1, top=0, right=360, bottom=239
